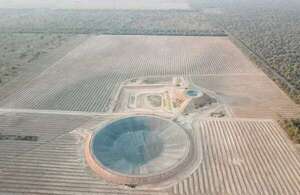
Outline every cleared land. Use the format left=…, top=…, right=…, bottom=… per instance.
left=0, top=4, right=299, bottom=195
left=0, top=33, right=74, bottom=85
left=0, top=34, right=299, bottom=195
left=0, top=112, right=166, bottom=195
left=0, top=112, right=299, bottom=194
left=0, top=112, right=92, bottom=161
left=171, top=118, right=300, bottom=195
left=202, top=0, right=300, bottom=102
left=0, top=35, right=298, bottom=119
left=191, top=75, right=300, bottom=118
left=0, top=33, right=88, bottom=100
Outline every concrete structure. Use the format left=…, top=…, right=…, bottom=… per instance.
left=85, top=116, right=191, bottom=185
left=0, top=111, right=299, bottom=194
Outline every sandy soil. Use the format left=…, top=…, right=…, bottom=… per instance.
left=0, top=33, right=88, bottom=100
left=0, top=33, right=71, bottom=85
left=0, top=35, right=298, bottom=118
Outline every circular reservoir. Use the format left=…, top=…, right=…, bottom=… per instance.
left=88, top=115, right=190, bottom=184
left=185, top=89, right=203, bottom=97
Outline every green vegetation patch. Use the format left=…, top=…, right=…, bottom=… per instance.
left=279, top=118, right=300, bottom=144
left=147, top=95, right=162, bottom=107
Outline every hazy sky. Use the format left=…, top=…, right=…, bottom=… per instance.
left=0, top=0, right=190, bottom=9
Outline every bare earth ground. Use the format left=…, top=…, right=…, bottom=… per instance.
left=0, top=33, right=89, bottom=100
left=0, top=35, right=299, bottom=195
left=0, top=33, right=72, bottom=85
left=0, top=35, right=298, bottom=118
left=0, top=112, right=299, bottom=194
left=191, top=74, right=299, bottom=118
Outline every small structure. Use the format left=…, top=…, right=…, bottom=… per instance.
left=111, top=77, right=227, bottom=117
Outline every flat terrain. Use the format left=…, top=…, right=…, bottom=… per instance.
left=0, top=33, right=75, bottom=86
left=1, top=5, right=298, bottom=101
left=0, top=35, right=298, bottom=118
left=172, top=118, right=300, bottom=195
left=0, top=112, right=299, bottom=194
left=204, top=0, right=300, bottom=101
left=0, top=2, right=299, bottom=194
left=0, top=33, right=88, bottom=100
left=192, top=75, right=299, bottom=118
left=0, top=35, right=299, bottom=194
left=0, top=112, right=159, bottom=195
left=0, top=9, right=223, bottom=36
left=0, top=0, right=191, bottom=10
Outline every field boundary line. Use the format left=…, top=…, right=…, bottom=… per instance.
left=0, top=108, right=278, bottom=122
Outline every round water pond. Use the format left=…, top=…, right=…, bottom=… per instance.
left=185, top=89, right=203, bottom=97
left=90, top=116, right=190, bottom=177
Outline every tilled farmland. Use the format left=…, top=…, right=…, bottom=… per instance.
left=0, top=112, right=299, bottom=195
left=0, top=34, right=299, bottom=195
left=0, top=35, right=280, bottom=116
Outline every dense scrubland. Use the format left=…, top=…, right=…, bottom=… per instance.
left=200, top=0, right=300, bottom=102
left=217, top=7, right=300, bottom=102
left=0, top=9, right=224, bottom=88
left=0, top=9, right=223, bottom=35
left=200, top=0, right=300, bottom=140
left=0, top=0, right=299, bottom=103
left=279, top=118, right=300, bottom=144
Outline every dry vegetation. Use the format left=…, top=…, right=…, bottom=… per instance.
left=199, top=0, right=300, bottom=103
left=0, top=1, right=299, bottom=106
left=1, top=5, right=298, bottom=103
left=0, top=9, right=224, bottom=35
left=0, top=36, right=263, bottom=113
left=0, top=4, right=299, bottom=193
left=0, top=33, right=74, bottom=86
left=279, top=118, right=300, bottom=144
left=0, top=35, right=298, bottom=120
